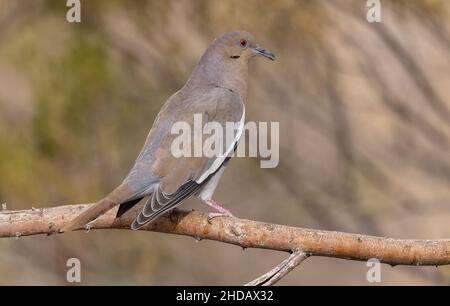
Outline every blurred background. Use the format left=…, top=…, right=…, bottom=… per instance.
left=0, top=0, right=449, bottom=285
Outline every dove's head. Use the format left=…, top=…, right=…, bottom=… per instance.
left=215, top=31, right=275, bottom=62
left=187, top=31, right=275, bottom=98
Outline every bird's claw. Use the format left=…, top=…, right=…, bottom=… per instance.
left=167, top=209, right=178, bottom=223
left=207, top=212, right=233, bottom=224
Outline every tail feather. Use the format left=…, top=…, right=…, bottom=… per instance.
left=116, top=197, right=144, bottom=218
left=60, top=184, right=132, bottom=232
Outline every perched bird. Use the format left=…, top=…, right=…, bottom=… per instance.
left=61, top=31, right=275, bottom=232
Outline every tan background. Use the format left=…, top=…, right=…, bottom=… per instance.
left=0, top=0, right=449, bottom=285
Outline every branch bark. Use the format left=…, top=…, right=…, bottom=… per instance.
left=1, top=203, right=449, bottom=284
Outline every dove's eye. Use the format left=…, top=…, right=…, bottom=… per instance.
left=240, top=39, right=248, bottom=48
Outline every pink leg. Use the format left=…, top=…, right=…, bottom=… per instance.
left=204, top=199, right=234, bottom=223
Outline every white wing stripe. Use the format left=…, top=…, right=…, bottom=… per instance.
left=196, top=106, right=245, bottom=183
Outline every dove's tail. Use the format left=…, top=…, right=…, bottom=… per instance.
left=60, top=183, right=133, bottom=232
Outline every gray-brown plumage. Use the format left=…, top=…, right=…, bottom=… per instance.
left=61, top=31, right=275, bottom=232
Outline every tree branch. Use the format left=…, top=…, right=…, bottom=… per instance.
left=1, top=203, right=449, bottom=284
left=245, top=250, right=309, bottom=286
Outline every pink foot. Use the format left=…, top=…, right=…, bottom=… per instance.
left=204, top=199, right=234, bottom=224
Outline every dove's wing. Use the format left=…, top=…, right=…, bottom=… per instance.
left=130, top=87, right=244, bottom=229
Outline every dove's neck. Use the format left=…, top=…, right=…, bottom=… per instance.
left=185, top=47, right=249, bottom=100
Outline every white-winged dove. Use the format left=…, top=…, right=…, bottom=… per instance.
left=61, top=31, right=275, bottom=232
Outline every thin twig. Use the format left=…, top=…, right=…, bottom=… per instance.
left=246, top=250, right=309, bottom=286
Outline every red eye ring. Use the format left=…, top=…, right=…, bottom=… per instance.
left=240, top=39, right=248, bottom=47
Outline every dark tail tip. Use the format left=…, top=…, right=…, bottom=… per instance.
left=116, top=197, right=144, bottom=218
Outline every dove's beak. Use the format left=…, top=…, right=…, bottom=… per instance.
left=252, top=46, right=276, bottom=61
